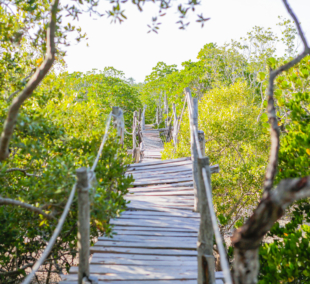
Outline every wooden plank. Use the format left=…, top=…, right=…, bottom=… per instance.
left=124, top=205, right=198, bottom=216
left=127, top=203, right=194, bottom=212
left=118, top=216, right=199, bottom=223
left=126, top=165, right=192, bottom=177
left=90, top=258, right=197, bottom=267
left=133, top=176, right=193, bottom=186
left=59, top=274, right=201, bottom=284
left=128, top=169, right=192, bottom=179
left=112, top=231, right=198, bottom=237
left=129, top=157, right=190, bottom=168
left=91, top=253, right=197, bottom=262
left=94, top=240, right=196, bottom=250
left=60, top=280, right=224, bottom=284
left=128, top=190, right=194, bottom=196
left=69, top=264, right=197, bottom=277
left=121, top=210, right=199, bottom=218
left=110, top=219, right=198, bottom=230
left=126, top=195, right=194, bottom=202
left=112, top=225, right=197, bottom=232
left=90, top=246, right=197, bottom=256
left=133, top=173, right=193, bottom=183
left=128, top=161, right=192, bottom=172
left=129, top=186, right=193, bottom=192
left=127, top=199, right=194, bottom=208
left=99, top=235, right=197, bottom=243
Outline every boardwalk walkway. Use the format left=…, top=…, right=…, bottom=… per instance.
left=60, top=124, right=224, bottom=284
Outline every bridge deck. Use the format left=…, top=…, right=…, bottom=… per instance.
left=60, top=125, right=224, bottom=284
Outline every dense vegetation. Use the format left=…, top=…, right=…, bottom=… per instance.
left=1, top=0, right=309, bottom=282
left=140, top=18, right=310, bottom=283
left=0, top=66, right=142, bottom=282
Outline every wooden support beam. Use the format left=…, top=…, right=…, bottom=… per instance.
left=197, top=156, right=215, bottom=284
left=186, top=88, right=199, bottom=212
left=76, top=167, right=90, bottom=284
left=132, top=111, right=137, bottom=158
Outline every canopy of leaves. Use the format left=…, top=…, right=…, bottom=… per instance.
left=0, top=68, right=141, bottom=282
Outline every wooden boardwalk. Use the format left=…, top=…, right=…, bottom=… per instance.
left=60, top=125, right=224, bottom=284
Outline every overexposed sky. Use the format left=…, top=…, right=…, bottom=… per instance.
left=64, top=0, right=310, bottom=83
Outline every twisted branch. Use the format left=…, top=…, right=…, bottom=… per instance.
left=0, top=0, right=59, bottom=161
left=0, top=198, right=56, bottom=220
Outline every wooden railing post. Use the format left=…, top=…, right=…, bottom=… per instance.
left=133, top=111, right=137, bottom=153
left=76, top=167, right=90, bottom=284
left=156, top=107, right=159, bottom=126
left=198, top=130, right=205, bottom=157
left=164, top=92, right=169, bottom=128
left=186, top=87, right=199, bottom=212
left=141, top=105, right=147, bottom=131
left=197, top=155, right=215, bottom=284
left=112, top=106, right=120, bottom=124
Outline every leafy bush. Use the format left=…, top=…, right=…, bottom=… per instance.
left=0, top=70, right=138, bottom=282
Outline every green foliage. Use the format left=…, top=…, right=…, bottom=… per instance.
left=143, top=18, right=310, bottom=283
left=258, top=56, right=310, bottom=283
left=0, top=69, right=139, bottom=281
left=162, top=82, right=268, bottom=228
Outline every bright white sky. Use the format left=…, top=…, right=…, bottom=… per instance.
left=64, top=0, right=310, bottom=83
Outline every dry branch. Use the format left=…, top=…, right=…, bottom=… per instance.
left=0, top=198, right=56, bottom=220
left=0, top=0, right=59, bottom=161
left=263, top=0, right=310, bottom=194
left=232, top=1, right=310, bottom=283
left=5, top=168, right=39, bottom=177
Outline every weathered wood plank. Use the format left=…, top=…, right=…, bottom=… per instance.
left=128, top=190, right=194, bottom=196
left=91, top=253, right=197, bottom=262
left=90, top=246, right=197, bottom=256
left=121, top=210, right=199, bottom=218
left=129, top=157, right=190, bottom=168
left=110, top=219, right=198, bottom=230
left=69, top=264, right=197, bottom=277
left=128, top=160, right=192, bottom=172
left=133, top=176, right=193, bottom=186
left=112, top=230, right=198, bottom=237
left=127, top=169, right=193, bottom=179
left=94, top=240, right=196, bottom=250
left=60, top=280, right=224, bottom=284
left=98, top=236, right=197, bottom=245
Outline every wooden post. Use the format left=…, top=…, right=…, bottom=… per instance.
left=197, top=156, right=215, bottom=284
left=112, top=106, right=124, bottom=147
left=112, top=106, right=120, bottom=125
left=186, top=87, right=199, bottom=212
left=166, top=117, right=172, bottom=142
left=156, top=107, right=159, bottom=126
left=164, top=92, right=169, bottom=128
left=76, top=167, right=90, bottom=284
left=172, top=103, right=178, bottom=145
left=198, top=130, right=205, bottom=157
left=141, top=105, right=146, bottom=131
left=132, top=111, right=137, bottom=158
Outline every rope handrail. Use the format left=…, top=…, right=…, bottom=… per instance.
left=22, top=184, right=77, bottom=284
left=186, top=92, right=233, bottom=284
left=92, top=112, right=113, bottom=171
left=22, top=110, right=115, bottom=284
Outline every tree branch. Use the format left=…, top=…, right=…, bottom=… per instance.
left=232, top=176, right=310, bottom=284
left=263, top=0, right=310, bottom=194
left=5, top=168, right=40, bottom=177
left=232, top=176, right=310, bottom=250
left=0, top=262, right=34, bottom=276
left=0, top=198, right=56, bottom=220
left=0, top=0, right=59, bottom=161
left=6, top=70, right=35, bottom=102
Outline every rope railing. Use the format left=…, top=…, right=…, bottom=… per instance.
left=22, top=184, right=77, bottom=284
left=22, top=108, right=124, bottom=284
left=185, top=88, right=233, bottom=284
